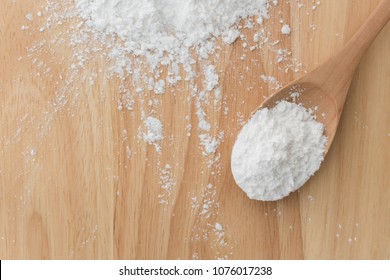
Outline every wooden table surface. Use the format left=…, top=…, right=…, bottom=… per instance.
left=1, top=0, right=389, bottom=260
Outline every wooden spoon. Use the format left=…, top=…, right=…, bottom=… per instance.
left=253, top=0, right=390, bottom=154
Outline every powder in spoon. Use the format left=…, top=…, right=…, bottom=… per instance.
left=231, top=101, right=327, bottom=201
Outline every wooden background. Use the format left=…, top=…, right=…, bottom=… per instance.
left=1, top=0, right=389, bottom=259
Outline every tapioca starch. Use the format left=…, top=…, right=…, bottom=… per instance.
left=231, top=101, right=327, bottom=201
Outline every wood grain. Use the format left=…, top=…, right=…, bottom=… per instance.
left=1, top=0, right=389, bottom=260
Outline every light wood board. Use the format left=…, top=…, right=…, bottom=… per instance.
left=1, top=0, right=389, bottom=259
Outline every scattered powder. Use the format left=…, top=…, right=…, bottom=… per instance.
left=143, top=117, right=164, bottom=152
left=125, top=146, right=132, bottom=160
left=158, top=164, right=176, bottom=206
left=231, top=101, right=327, bottom=201
left=211, top=221, right=233, bottom=259
left=198, top=184, right=219, bottom=218
left=260, top=75, right=283, bottom=90
left=199, top=132, right=224, bottom=156
left=190, top=183, right=234, bottom=259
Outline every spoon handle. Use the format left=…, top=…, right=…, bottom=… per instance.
left=341, top=0, right=390, bottom=68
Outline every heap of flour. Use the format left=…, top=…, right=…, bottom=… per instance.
left=75, top=0, right=273, bottom=156
left=76, top=0, right=270, bottom=55
left=231, top=101, right=327, bottom=201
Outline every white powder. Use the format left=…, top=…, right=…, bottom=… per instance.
left=74, top=1, right=275, bottom=159
left=76, top=0, right=270, bottom=55
left=143, top=117, right=164, bottom=144
left=215, top=223, right=223, bottom=231
left=199, top=132, right=224, bottom=155
left=158, top=164, right=176, bottom=206
left=231, top=101, right=327, bottom=201
left=281, top=24, right=291, bottom=35
left=25, top=13, right=34, bottom=21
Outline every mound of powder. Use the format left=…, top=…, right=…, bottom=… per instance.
left=231, top=101, right=327, bottom=201
left=76, top=0, right=269, bottom=54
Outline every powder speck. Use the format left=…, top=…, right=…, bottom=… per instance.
left=215, top=223, right=223, bottom=231
left=281, top=24, right=291, bottom=35
left=30, top=148, right=37, bottom=156
left=143, top=117, right=164, bottom=144
left=25, top=13, right=34, bottom=21
left=199, top=132, right=224, bottom=155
